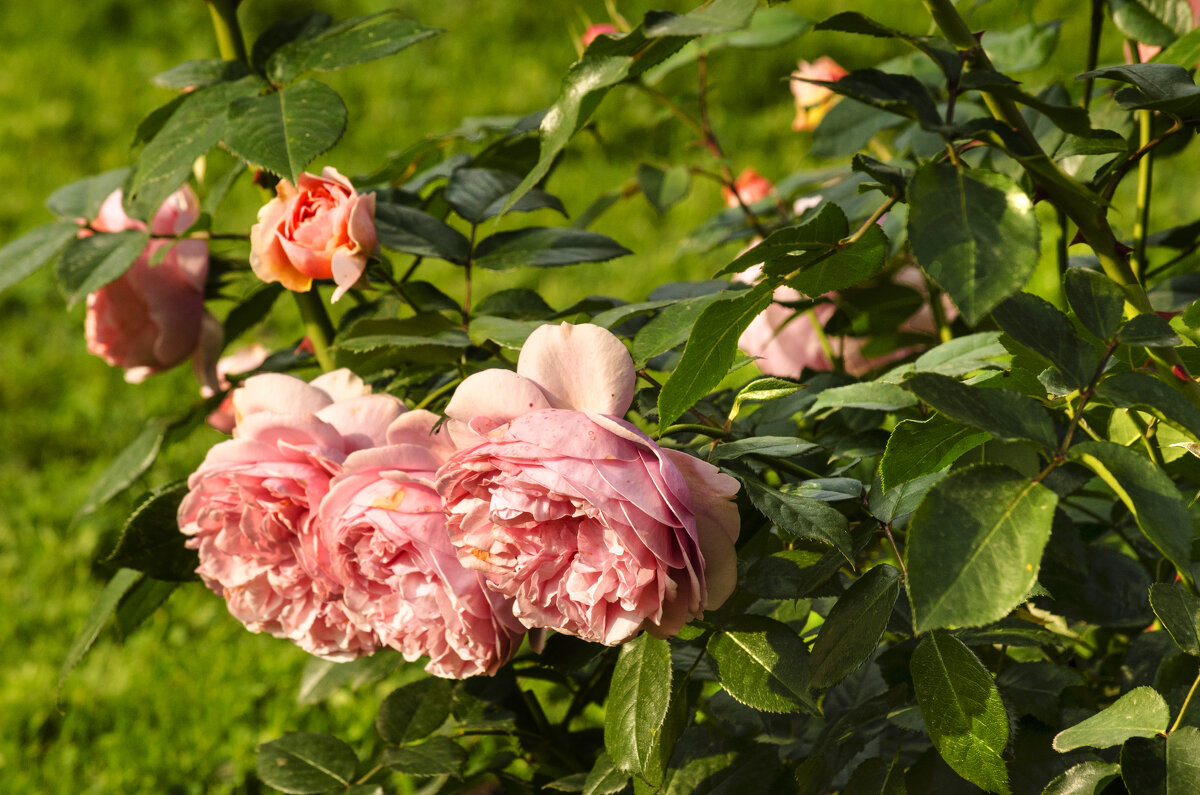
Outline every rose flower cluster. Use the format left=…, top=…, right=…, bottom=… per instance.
left=177, top=322, right=741, bottom=677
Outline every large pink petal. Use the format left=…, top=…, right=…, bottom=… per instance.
left=316, top=394, right=407, bottom=451
left=516, top=322, right=635, bottom=416
left=310, top=369, right=370, bottom=402
left=444, top=369, right=552, bottom=447
left=233, top=373, right=334, bottom=429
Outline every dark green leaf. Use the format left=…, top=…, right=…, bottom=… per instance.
left=1078, top=63, right=1200, bottom=113
left=1119, top=313, right=1182, bottom=347
left=709, top=436, right=818, bottom=462
left=869, top=469, right=947, bottom=524
left=1150, top=582, right=1200, bottom=656
left=267, top=11, right=441, bottom=83
left=960, top=72, right=1091, bottom=136
left=643, top=0, right=757, bottom=36
left=913, top=331, right=1008, bottom=376
left=605, top=633, right=672, bottom=777
left=376, top=677, right=453, bottom=744
left=334, top=329, right=470, bottom=353
left=992, top=293, right=1097, bottom=389
left=787, top=224, right=889, bottom=297
left=908, top=373, right=1058, bottom=451
left=251, top=12, right=332, bottom=73
left=908, top=163, right=1040, bottom=325
left=56, top=230, right=149, bottom=308
left=1056, top=129, right=1130, bottom=158
left=475, top=288, right=554, bottom=319
left=907, top=465, right=1058, bottom=633
left=113, top=577, right=177, bottom=640
left=843, top=757, right=907, bottom=795
left=983, top=21, right=1062, bottom=73
left=396, top=281, right=459, bottom=315
left=223, top=284, right=285, bottom=348
left=742, top=477, right=853, bottom=556
left=786, top=478, right=863, bottom=502
left=224, top=80, right=347, bottom=184
left=1096, top=370, right=1200, bottom=441
left=467, top=316, right=542, bottom=350
left=728, top=377, right=803, bottom=422
left=473, top=227, right=631, bottom=270
left=996, top=662, right=1082, bottom=725
left=815, top=12, right=962, bottom=81
left=103, top=481, right=197, bottom=581
left=911, top=631, right=1011, bottom=795
left=128, top=75, right=263, bottom=220
left=637, top=164, right=691, bottom=214
left=46, top=168, right=131, bottom=219
left=690, top=6, right=809, bottom=52
left=74, top=419, right=169, bottom=519
left=880, top=415, right=990, bottom=491
left=707, top=615, right=814, bottom=713
left=1052, top=687, right=1169, bottom=751
left=1040, top=761, right=1121, bottom=795
left=805, top=68, right=942, bottom=129
left=380, top=737, right=467, bottom=778
left=813, top=98, right=906, bottom=159
left=1070, top=440, right=1193, bottom=587
left=810, top=565, right=900, bottom=689
left=0, top=221, right=79, bottom=293
left=374, top=202, right=469, bottom=263
left=715, top=201, right=846, bottom=278
left=852, top=154, right=910, bottom=197
left=1167, top=727, right=1200, bottom=791
left=1065, top=268, right=1126, bottom=341
left=657, top=284, right=773, bottom=430
left=1109, top=0, right=1195, bottom=48
left=58, top=568, right=141, bottom=700
left=257, top=732, right=357, bottom=793
left=811, top=382, right=919, bottom=412
left=584, top=752, right=629, bottom=795
left=151, top=59, right=252, bottom=89
left=630, top=290, right=730, bottom=365
left=444, top=168, right=565, bottom=224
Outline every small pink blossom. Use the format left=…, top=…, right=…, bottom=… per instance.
left=791, top=56, right=848, bottom=132
left=582, top=23, right=619, bottom=47
left=249, top=167, right=377, bottom=302
left=723, top=168, right=773, bottom=209
left=84, top=187, right=221, bottom=386
left=436, top=323, right=740, bottom=645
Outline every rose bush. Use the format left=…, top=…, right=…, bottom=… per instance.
left=249, top=167, right=377, bottom=302
left=437, top=323, right=740, bottom=645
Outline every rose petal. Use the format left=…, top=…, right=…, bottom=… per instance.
left=516, top=322, right=635, bottom=416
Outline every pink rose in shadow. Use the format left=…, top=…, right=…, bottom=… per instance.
left=84, top=187, right=220, bottom=386
left=318, top=412, right=526, bottom=678
left=791, top=56, right=848, bottom=132
left=436, top=323, right=740, bottom=645
left=723, top=168, right=774, bottom=209
left=250, top=167, right=377, bottom=302
left=178, top=370, right=405, bottom=661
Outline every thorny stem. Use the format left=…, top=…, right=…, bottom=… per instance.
left=292, top=291, right=336, bottom=372
left=204, top=0, right=247, bottom=63
left=1058, top=340, right=1120, bottom=456
left=845, top=196, right=898, bottom=245
left=1102, top=119, right=1184, bottom=204
left=697, top=54, right=769, bottom=238
left=1170, top=667, right=1200, bottom=733
left=355, top=763, right=385, bottom=786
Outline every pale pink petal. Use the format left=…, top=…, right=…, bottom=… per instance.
left=330, top=249, right=366, bottom=303
left=310, top=368, right=370, bottom=402
left=444, top=369, right=552, bottom=447
left=516, top=322, right=635, bottom=416
left=315, top=394, right=407, bottom=451
left=233, top=373, right=334, bottom=429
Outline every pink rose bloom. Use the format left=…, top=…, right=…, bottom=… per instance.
left=249, top=167, right=377, bottom=302
left=319, top=412, right=526, bottom=678
left=203, top=344, right=272, bottom=433
left=723, top=168, right=773, bottom=209
left=436, top=323, right=740, bottom=645
left=791, top=56, right=848, bottom=132
left=178, top=369, right=405, bottom=661
left=84, top=187, right=221, bottom=386
left=582, top=23, right=619, bottom=47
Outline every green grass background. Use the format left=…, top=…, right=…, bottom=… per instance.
left=0, top=0, right=1165, bottom=791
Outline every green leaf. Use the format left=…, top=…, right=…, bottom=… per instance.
left=45, top=168, right=131, bottom=219
left=786, top=478, right=863, bottom=502
left=1078, top=63, right=1200, bottom=113
left=1097, top=370, right=1200, bottom=441
left=812, top=97, right=906, bottom=159
left=1070, top=440, right=1193, bottom=587
left=709, top=436, right=818, bottom=462
left=811, top=382, right=919, bottom=412
left=715, top=202, right=847, bottom=278
left=103, top=481, right=197, bottom=581
left=113, top=577, right=177, bottom=640
left=467, top=316, right=543, bottom=350
left=657, top=284, right=773, bottom=430
left=707, top=615, right=814, bottom=714
left=374, top=202, right=469, bottom=263
left=267, top=11, right=441, bottom=84
left=742, top=477, right=853, bottom=556
left=151, top=59, right=252, bottom=90
left=1150, top=582, right=1200, bottom=656
left=1155, top=26, right=1200, bottom=66
left=380, top=737, right=467, bottom=778
left=1065, top=268, right=1125, bottom=341
left=869, top=469, right=947, bottom=524
left=74, top=419, right=170, bottom=519
left=997, top=661, right=1082, bottom=725
left=843, top=758, right=907, bottom=795
left=1167, top=727, right=1200, bottom=791
left=908, top=163, right=1040, bottom=325
left=908, top=373, right=1058, bottom=451
left=444, top=168, right=565, bottom=224
left=473, top=227, right=631, bottom=270
left=1119, top=313, right=1182, bottom=347
left=376, top=677, right=452, bottom=744
left=631, top=290, right=730, bottom=365
left=1040, top=761, right=1121, bottom=795
left=637, top=164, right=692, bottom=214
left=1052, top=686, right=1169, bottom=751
left=643, top=0, right=758, bottom=36
left=583, top=752, right=629, bottom=795
left=0, top=221, right=80, bottom=293
left=222, top=284, right=285, bottom=348
left=257, top=732, right=358, bottom=793
left=911, top=631, right=1011, bottom=795
left=728, top=377, right=802, bottom=422
left=787, top=224, right=889, bottom=297
left=983, top=21, right=1062, bottom=73
left=224, top=80, right=347, bottom=184
left=807, top=68, right=943, bottom=129
left=960, top=73, right=1091, bottom=136
left=907, top=465, right=1058, bottom=633
left=914, top=331, right=1008, bottom=376
left=880, top=415, right=990, bottom=491
left=128, top=75, right=263, bottom=220
left=334, top=329, right=470, bottom=354
left=1109, top=0, right=1195, bottom=48
left=815, top=12, right=962, bottom=81
left=56, top=229, right=149, bottom=308
left=809, top=565, right=900, bottom=689
left=992, top=293, right=1097, bottom=389
left=605, top=633, right=673, bottom=777
left=58, top=568, right=141, bottom=700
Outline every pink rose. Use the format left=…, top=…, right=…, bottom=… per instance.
left=436, top=323, right=740, bottom=645
left=178, top=369, right=406, bottom=661
left=249, top=167, right=377, bottom=303
left=791, top=56, right=848, bottom=132
left=203, top=344, right=272, bottom=434
left=723, top=168, right=773, bottom=209
left=84, top=187, right=221, bottom=386
left=318, top=413, right=526, bottom=678
left=582, top=23, right=619, bottom=47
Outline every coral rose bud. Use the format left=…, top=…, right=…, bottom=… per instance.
left=319, top=413, right=526, bottom=678
left=436, top=322, right=740, bottom=645
left=791, top=56, right=848, bottom=132
left=249, top=167, right=377, bottom=303
left=582, top=23, right=619, bottom=47
left=723, top=168, right=773, bottom=209
left=84, top=187, right=221, bottom=385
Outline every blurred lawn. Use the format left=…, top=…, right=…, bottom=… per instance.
left=0, top=0, right=1169, bottom=791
